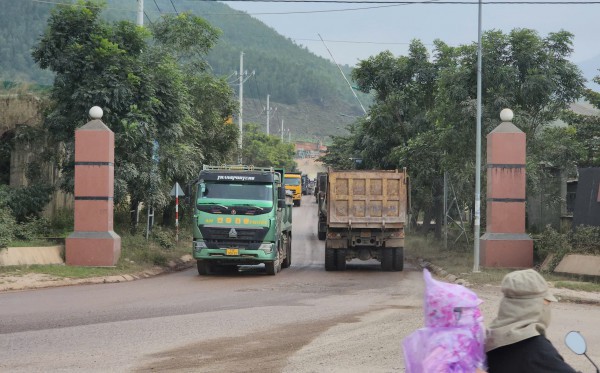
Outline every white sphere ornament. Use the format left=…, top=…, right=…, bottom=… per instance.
left=89, top=106, right=103, bottom=120
left=500, top=108, right=514, bottom=122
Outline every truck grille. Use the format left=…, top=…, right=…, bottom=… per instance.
left=199, top=226, right=269, bottom=250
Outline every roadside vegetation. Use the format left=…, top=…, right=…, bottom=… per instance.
left=406, top=228, right=600, bottom=292
left=1, top=2, right=599, bottom=289
left=0, top=1, right=296, bottom=279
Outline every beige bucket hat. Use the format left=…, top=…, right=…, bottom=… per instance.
left=500, top=269, right=558, bottom=302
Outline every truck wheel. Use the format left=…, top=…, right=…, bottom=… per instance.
left=266, top=243, right=282, bottom=275
left=325, top=248, right=336, bottom=271
left=336, top=249, right=346, bottom=271
left=381, top=249, right=394, bottom=271
left=265, top=261, right=277, bottom=275
left=298, top=198, right=302, bottom=206
left=394, top=247, right=404, bottom=271
left=317, top=222, right=326, bottom=240
left=282, top=233, right=292, bottom=269
left=197, top=260, right=211, bottom=275
left=293, top=200, right=299, bottom=207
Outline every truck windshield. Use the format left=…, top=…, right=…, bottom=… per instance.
left=201, top=182, right=273, bottom=201
left=285, top=177, right=300, bottom=186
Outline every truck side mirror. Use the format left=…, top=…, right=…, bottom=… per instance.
left=278, top=199, right=286, bottom=208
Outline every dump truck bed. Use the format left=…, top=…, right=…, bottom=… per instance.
left=327, top=169, right=408, bottom=229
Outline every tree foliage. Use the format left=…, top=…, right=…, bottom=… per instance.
left=31, top=1, right=238, bottom=223
left=322, top=29, right=588, bottom=236
left=241, top=123, right=296, bottom=171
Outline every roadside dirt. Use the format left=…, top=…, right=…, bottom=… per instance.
left=0, top=255, right=194, bottom=292
left=296, top=157, right=326, bottom=179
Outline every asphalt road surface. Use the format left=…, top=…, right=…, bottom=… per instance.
left=1, top=195, right=599, bottom=372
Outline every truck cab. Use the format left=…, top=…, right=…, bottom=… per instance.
left=284, top=172, right=302, bottom=206
left=192, top=165, right=293, bottom=275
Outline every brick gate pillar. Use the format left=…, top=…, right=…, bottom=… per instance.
left=65, top=106, right=121, bottom=266
left=480, top=109, right=533, bottom=268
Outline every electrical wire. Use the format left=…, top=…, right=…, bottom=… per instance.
left=190, top=0, right=600, bottom=3
left=169, top=0, right=180, bottom=14
left=153, top=0, right=163, bottom=13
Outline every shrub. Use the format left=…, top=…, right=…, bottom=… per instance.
left=571, top=225, right=600, bottom=254
left=14, top=216, right=51, bottom=241
left=49, top=207, right=74, bottom=234
left=151, top=226, right=174, bottom=250
left=1, top=183, right=54, bottom=222
left=534, top=224, right=600, bottom=271
left=0, top=207, right=16, bottom=248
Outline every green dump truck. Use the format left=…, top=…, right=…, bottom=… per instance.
left=192, top=165, right=293, bottom=275
left=323, top=168, right=408, bottom=272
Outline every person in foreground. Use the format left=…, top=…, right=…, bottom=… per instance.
left=403, top=269, right=487, bottom=372
left=485, top=269, right=578, bottom=373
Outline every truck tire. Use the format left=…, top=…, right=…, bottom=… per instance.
left=298, top=198, right=302, bottom=206
left=266, top=242, right=282, bottom=275
left=317, top=222, right=326, bottom=241
left=282, top=233, right=292, bottom=269
left=336, top=249, right=346, bottom=271
left=197, top=260, right=211, bottom=275
left=325, top=248, right=336, bottom=271
left=381, top=248, right=394, bottom=271
left=394, top=247, right=404, bottom=271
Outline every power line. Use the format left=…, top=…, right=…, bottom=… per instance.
left=189, top=0, right=600, bottom=3
left=169, top=0, right=180, bottom=14
left=144, top=11, right=155, bottom=26
left=153, top=0, right=163, bottom=13
left=294, top=38, right=434, bottom=45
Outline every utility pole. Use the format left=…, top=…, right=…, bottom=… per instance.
left=473, top=0, right=483, bottom=272
left=237, top=51, right=254, bottom=163
left=265, top=94, right=277, bottom=136
left=280, top=118, right=284, bottom=141
left=238, top=52, right=244, bottom=163
left=266, top=94, right=270, bottom=135
left=137, top=0, right=143, bottom=26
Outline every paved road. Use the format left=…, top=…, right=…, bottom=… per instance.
left=0, top=195, right=599, bottom=372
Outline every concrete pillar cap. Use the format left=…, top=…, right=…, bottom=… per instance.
left=89, top=106, right=103, bottom=120
left=500, top=108, right=514, bottom=122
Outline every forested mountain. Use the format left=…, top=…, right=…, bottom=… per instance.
left=0, top=0, right=366, bottom=140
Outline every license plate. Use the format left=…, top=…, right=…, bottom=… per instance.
left=225, top=248, right=239, bottom=256
left=360, top=230, right=371, bottom=238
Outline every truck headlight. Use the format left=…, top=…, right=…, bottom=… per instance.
left=194, top=240, right=207, bottom=252
left=259, top=243, right=274, bottom=253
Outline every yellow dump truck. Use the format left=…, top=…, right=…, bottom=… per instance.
left=284, top=172, right=302, bottom=206
left=323, top=168, right=408, bottom=271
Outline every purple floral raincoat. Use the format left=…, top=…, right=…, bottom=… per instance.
left=403, top=269, right=486, bottom=372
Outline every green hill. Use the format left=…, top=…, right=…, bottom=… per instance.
left=0, top=0, right=367, bottom=141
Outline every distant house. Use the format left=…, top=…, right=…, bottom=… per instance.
left=526, top=100, right=600, bottom=231
left=294, top=141, right=327, bottom=159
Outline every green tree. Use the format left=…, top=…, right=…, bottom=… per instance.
left=559, top=87, right=600, bottom=168
left=325, top=30, right=585, bottom=237
left=31, top=1, right=238, bottom=227
left=241, top=123, right=296, bottom=171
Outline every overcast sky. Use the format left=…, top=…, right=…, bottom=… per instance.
left=223, top=0, right=600, bottom=68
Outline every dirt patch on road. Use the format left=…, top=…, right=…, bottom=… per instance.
left=134, top=314, right=364, bottom=372
left=296, top=157, right=326, bottom=179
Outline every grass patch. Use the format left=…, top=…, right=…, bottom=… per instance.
left=6, top=239, right=61, bottom=247
left=553, top=281, right=600, bottom=292
left=405, top=234, right=596, bottom=287
left=0, top=229, right=192, bottom=279
left=405, top=234, right=502, bottom=284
